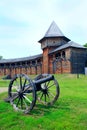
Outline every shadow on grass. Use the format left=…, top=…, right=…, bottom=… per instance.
left=28, top=103, right=58, bottom=117
left=28, top=98, right=71, bottom=117
left=0, top=93, right=71, bottom=118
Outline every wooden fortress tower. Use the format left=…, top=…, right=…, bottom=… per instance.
left=0, top=21, right=86, bottom=77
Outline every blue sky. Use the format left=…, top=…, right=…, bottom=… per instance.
left=0, top=0, right=87, bottom=59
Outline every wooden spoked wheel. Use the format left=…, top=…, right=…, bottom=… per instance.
left=8, top=74, right=36, bottom=114
left=35, top=74, right=60, bottom=105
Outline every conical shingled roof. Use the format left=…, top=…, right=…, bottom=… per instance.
left=44, top=21, right=64, bottom=37
left=38, top=21, right=70, bottom=43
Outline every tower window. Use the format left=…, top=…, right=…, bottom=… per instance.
left=62, top=51, right=65, bottom=58
left=55, top=52, right=61, bottom=59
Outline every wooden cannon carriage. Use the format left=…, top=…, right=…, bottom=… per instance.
left=7, top=74, right=60, bottom=114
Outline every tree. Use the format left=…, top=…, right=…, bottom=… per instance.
left=0, top=56, right=3, bottom=60
left=84, top=43, right=87, bottom=47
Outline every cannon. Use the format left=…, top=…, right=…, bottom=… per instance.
left=7, top=73, right=60, bottom=114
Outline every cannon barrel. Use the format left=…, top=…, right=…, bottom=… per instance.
left=33, top=74, right=54, bottom=85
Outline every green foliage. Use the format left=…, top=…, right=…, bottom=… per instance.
left=0, top=74, right=87, bottom=130
left=84, top=43, right=87, bottom=47
left=0, top=55, right=3, bottom=60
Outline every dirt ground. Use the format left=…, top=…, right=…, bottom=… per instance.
left=0, top=87, right=8, bottom=93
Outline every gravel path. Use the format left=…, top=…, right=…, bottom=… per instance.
left=0, top=87, right=8, bottom=93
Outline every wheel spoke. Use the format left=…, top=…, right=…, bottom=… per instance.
left=40, top=93, right=44, bottom=100
left=23, top=92, right=32, bottom=95
left=11, top=94, right=19, bottom=101
left=46, top=81, right=50, bottom=87
left=16, top=97, right=20, bottom=107
left=25, top=83, right=31, bottom=88
left=11, top=92, right=18, bottom=94
left=47, top=93, right=51, bottom=102
left=20, top=76, right=22, bottom=89
left=23, top=95, right=32, bottom=104
left=48, top=91, right=55, bottom=98
left=47, top=92, right=49, bottom=98
left=15, top=79, right=19, bottom=86
left=15, top=79, right=20, bottom=91
left=47, top=83, right=55, bottom=89
left=23, top=98, right=28, bottom=109
left=20, top=98, right=23, bottom=109
left=23, top=84, right=32, bottom=93
left=22, top=79, right=27, bottom=90
left=44, top=94, right=46, bottom=102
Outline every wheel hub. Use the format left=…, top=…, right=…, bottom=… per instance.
left=18, top=91, right=23, bottom=98
left=41, top=88, right=48, bottom=94
left=41, top=84, right=48, bottom=94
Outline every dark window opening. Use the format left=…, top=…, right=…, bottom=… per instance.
left=37, top=59, right=41, bottom=63
left=32, top=60, right=36, bottom=65
left=55, top=52, right=61, bottom=59
left=62, top=51, right=65, bottom=58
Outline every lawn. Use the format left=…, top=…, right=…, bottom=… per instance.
left=0, top=79, right=10, bottom=87
left=0, top=74, right=87, bottom=130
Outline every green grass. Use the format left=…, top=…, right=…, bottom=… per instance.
left=0, top=74, right=87, bottom=130
left=0, top=79, right=10, bottom=87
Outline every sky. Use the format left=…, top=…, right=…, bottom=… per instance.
left=0, top=0, right=87, bottom=59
